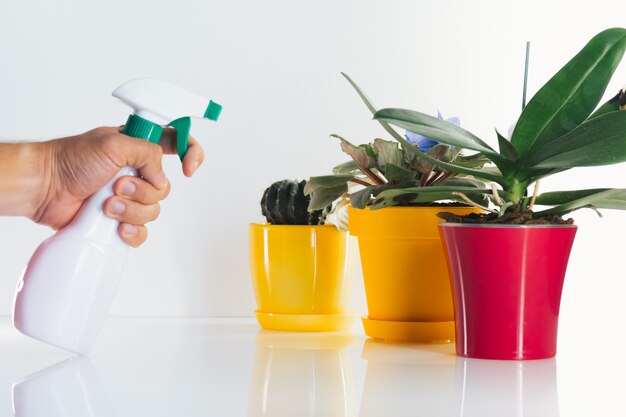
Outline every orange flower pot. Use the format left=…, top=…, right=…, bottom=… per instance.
left=348, top=206, right=478, bottom=342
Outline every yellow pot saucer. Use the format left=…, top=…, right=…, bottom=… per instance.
left=362, top=316, right=455, bottom=343
left=255, top=311, right=357, bottom=332
left=255, top=330, right=358, bottom=350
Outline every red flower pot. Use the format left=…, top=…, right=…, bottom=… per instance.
left=438, top=224, right=577, bottom=360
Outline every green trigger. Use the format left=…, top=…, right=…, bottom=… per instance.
left=168, top=117, right=192, bottom=161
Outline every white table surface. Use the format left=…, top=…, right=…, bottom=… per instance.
left=0, top=316, right=622, bottom=416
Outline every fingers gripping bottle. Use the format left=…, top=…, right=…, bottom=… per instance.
left=12, top=79, right=222, bottom=354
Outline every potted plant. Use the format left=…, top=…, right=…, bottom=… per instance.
left=371, top=27, right=626, bottom=359
left=305, top=75, right=490, bottom=343
left=249, top=179, right=356, bottom=332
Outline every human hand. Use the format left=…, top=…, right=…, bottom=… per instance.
left=31, top=127, right=204, bottom=247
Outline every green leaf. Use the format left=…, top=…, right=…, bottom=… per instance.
left=437, top=178, right=490, bottom=206
left=341, top=72, right=408, bottom=143
left=369, top=186, right=490, bottom=210
left=340, top=73, right=506, bottom=182
left=305, top=175, right=352, bottom=211
left=360, top=143, right=378, bottom=159
left=534, top=188, right=610, bottom=205
left=372, top=138, right=404, bottom=169
left=332, top=160, right=361, bottom=175
left=305, top=175, right=354, bottom=191
left=385, top=163, right=417, bottom=181
left=534, top=188, right=626, bottom=214
left=375, top=108, right=517, bottom=175
left=350, top=187, right=375, bottom=209
left=452, top=152, right=493, bottom=169
left=410, top=144, right=448, bottom=176
left=390, top=129, right=508, bottom=185
left=511, top=28, right=626, bottom=157
left=587, top=89, right=623, bottom=120
left=523, top=111, right=626, bottom=169
left=331, top=134, right=377, bottom=170
left=374, top=108, right=498, bottom=156
left=496, top=130, right=520, bottom=161
left=438, top=177, right=488, bottom=189
left=307, top=184, right=347, bottom=211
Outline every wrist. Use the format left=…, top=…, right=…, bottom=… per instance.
left=0, top=141, right=52, bottom=219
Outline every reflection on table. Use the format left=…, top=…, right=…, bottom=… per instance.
left=248, top=330, right=357, bottom=417
left=457, top=356, right=560, bottom=417
left=360, top=340, right=457, bottom=416
left=359, top=339, right=560, bottom=417
left=7, top=326, right=560, bottom=417
left=12, top=357, right=113, bottom=417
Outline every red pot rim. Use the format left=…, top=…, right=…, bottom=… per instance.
left=438, top=223, right=577, bottom=229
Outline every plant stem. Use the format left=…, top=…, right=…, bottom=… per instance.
left=350, top=178, right=373, bottom=187
left=362, top=167, right=386, bottom=185
left=508, top=179, right=529, bottom=205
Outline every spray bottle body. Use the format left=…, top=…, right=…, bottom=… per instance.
left=13, top=168, right=135, bottom=354
left=12, top=79, right=221, bottom=354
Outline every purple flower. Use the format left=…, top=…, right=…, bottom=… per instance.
left=405, top=111, right=460, bottom=152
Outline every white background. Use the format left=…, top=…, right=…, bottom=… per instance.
left=1, top=0, right=626, bottom=331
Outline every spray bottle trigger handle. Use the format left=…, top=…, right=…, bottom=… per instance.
left=168, top=117, right=191, bottom=161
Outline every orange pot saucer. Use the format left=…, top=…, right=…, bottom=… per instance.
left=361, top=316, right=455, bottom=343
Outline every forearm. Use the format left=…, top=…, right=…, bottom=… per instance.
left=0, top=142, right=49, bottom=218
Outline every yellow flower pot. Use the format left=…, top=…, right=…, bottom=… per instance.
left=249, top=224, right=356, bottom=331
left=348, top=206, right=478, bottom=342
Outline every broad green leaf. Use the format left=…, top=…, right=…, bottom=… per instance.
left=391, top=129, right=508, bottom=185
left=350, top=187, right=375, bottom=209
left=437, top=178, right=490, bottom=206
left=307, top=183, right=348, bottom=211
left=331, top=134, right=377, bottom=170
left=410, top=144, right=449, bottom=176
left=534, top=188, right=610, bottom=205
left=332, top=160, right=361, bottom=175
left=305, top=175, right=354, bottom=210
left=444, top=146, right=462, bottom=163
left=340, top=73, right=506, bottom=182
left=452, top=152, right=492, bottom=169
left=496, top=130, right=520, bottom=161
left=360, top=143, right=378, bottom=159
left=384, top=163, right=416, bottom=181
left=341, top=72, right=504, bottom=180
left=523, top=111, right=626, bottom=169
left=587, top=89, right=623, bottom=120
left=372, top=138, right=404, bottom=169
left=305, top=175, right=354, bottom=191
left=535, top=188, right=626, bottom=214
left=438, top=177, right=488, bottom=189
left=375, top=108, right=518, bottom=175
left=374, top=108, right=498, bottom=156
left=370, top=186, right=490, bottom=210
left=511, top=28, right=626, bottom=157
left=517, top=167, right=567, bottom=183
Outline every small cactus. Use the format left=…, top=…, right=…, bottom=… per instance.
left=261, top=179, right=330, bottom=225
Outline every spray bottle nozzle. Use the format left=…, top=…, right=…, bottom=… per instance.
left=205, top=100, right=222, bottom=121
left=113, top=78, right=220, bottom=160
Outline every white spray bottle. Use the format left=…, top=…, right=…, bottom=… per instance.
left=12, top=79, right=222, bottom=354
